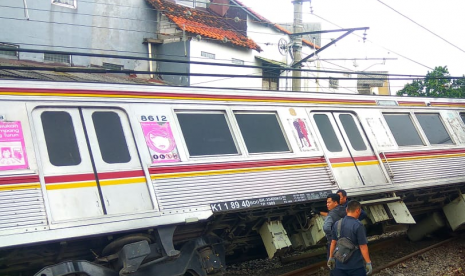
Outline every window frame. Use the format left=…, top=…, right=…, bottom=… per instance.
left=174, top=109, right=241, bottom=158
left=0, top=42, right=19, bottom=57
left=51, top=0, right=77, bottom=9
left=382, top=111, right=426, bottom=147
left=44, top=53, right=71, bottom=64
left=414, top=112, right=455, bottom=146
left=233, top=111, right=291, bottom=155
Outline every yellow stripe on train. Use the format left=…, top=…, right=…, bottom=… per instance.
left=0, top=183, right=41, bottom=191
left=151, top=163, right=327, bottom=180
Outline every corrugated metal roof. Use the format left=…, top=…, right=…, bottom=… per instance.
left=0, top=58, right=166, bottom=85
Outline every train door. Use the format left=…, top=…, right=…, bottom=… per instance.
left=312, top=112, right=389, bottom=187
left=32, top=107, right=153, bottom=222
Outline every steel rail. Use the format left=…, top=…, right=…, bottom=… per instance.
left=277, top=236, right=459, bottom=276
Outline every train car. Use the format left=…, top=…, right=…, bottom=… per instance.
left=0, top=80, right=464, bottom=276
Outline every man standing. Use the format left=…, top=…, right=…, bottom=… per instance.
left=328, top=200, right=372, bottom=276
left=323, top=194, right=346, bottom=260
left=336, top=189, right=367, bottom=221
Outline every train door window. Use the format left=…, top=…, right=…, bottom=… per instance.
left=313, top=114, right=342, bottom=152
left=41, top=111, right=81, bottom=166
left=415, top=113, right=453, bottom=145
left=460, top=113, right=465, bottom=125
left=92, top=111, right=131, bottom=163
left=383, top=114, right=424, bottom=146
left=338, top=114, right=367, bottom=151
left=234, top=112, right=290, bottom=153
left=177, top=112, right=238, bottom=156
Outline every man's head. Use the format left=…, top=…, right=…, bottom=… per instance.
left=326, top=193, right=340, bottom=211
left=346, top=200, right=362, bottom=219
left=336, top=189, right=347, bottom=205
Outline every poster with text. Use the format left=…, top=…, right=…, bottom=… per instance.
left=141, top=121, right=180, bottom=163
left=0, top=121, right=28, bottom=170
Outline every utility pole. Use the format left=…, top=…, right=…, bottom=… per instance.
left=292, top=0, right=303, bottom=91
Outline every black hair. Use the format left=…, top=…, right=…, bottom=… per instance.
left=346, top=200, right=361, bottom=213
left=327, top=193, right=340, bottom=204
left=336, top=189, right=347, bottom=197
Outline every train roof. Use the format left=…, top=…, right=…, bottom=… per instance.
left=0, top=79, right=464, bottom=109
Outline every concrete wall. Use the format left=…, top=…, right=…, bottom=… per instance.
left=0, top=0, right=157, bottom=70
left=156, top=41, right=190, bottom=86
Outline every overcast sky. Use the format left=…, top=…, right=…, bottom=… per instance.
left=240, top=0, right=465, bottom=93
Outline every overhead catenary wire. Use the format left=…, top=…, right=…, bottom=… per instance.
left=1, top=46, right=449, bottom=79
left=309, top=12, right=434, bottom=71
left=1, top=65, right=462, bottom=81
left=377, top=0, right=465, bottom=54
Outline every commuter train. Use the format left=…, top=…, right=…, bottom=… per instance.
left=0, top=79, right=464, bottom=276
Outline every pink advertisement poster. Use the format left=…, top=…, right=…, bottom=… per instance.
left=0, top=121, right=28, bottom=170
left=141, top=122, right=180, bottom=163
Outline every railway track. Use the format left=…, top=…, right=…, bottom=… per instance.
left=277, top=236, right=459, bottom=276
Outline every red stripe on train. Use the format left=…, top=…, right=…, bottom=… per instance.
left=0, top=175, right=40, bottom=185
left=45, top=170, right=145, bottom=183
left=149, top=157, right=327, bottom=174
left=381, top=148, right=465, bottom=159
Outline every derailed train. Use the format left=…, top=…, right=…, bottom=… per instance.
left=0, top=80, right=464, bottom=276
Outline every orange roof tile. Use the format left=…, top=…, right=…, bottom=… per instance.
left=146, top=0, right=261, bottom=51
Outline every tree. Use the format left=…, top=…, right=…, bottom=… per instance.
left=397, top=66, right=465, bottom=98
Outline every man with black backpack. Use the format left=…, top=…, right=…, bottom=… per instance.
left=327, top=200, right=372, bottom=276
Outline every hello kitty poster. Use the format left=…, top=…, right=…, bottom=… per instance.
left=141, top=122, right=180, bottom=163
left=0, top=121, right=28, bottom=170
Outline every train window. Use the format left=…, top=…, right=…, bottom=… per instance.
left=416, top=114, right=453, bottom=145
left=92, top=112, right=131, bottom=163
left=383, top=114, right=424, bottom=146
left=313, top=114, right=342, bottom=152
left=460, top=113, right=465, bottom=125
left=41, top=111, right=81, bottom=166
left=177, top=112, right=238, bottom=156
left=339, top=114, right=367, bottom=151
left=235, top=113, right=290, bottom=153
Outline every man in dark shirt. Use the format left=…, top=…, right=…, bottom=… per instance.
left=323, top=194, right=346, bottom=263
left=328, top=200, right=372, bottom=276
left=337, top=189, right=367, bottom=221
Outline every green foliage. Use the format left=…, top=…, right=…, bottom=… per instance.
left=397, top=66, right=465, bottom=98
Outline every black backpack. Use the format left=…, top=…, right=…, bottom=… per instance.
left=333, top=218, right=359, bottom=263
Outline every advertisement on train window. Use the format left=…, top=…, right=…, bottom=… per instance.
left=0, top=121, right=28, bottom=170
left=141, top=121, right=180, bottom=163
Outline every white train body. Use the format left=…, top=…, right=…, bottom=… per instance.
left=0, top=80, right=464, bottom=275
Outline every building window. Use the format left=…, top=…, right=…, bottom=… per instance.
left=44, top=53, right=71, bottom=64
left=329, top=78, right=339, bottom=89
left=415, top=113, right=453, bottom=145
left=51, top=0, right=76, bottom=8
left=232, top=58, right=244, bottom=65
left=383, top=114, right=424, bottom=146
left=262, top=66, right=280, bottom=91
left=0, top=43, right=18, bottom=57
left=92, top=112, right=131, bottom=164
left=41, top=111, right=81, bottom=166
left=201, top=51, right=215, bottom=59
left=234, top=112, right=290, bottom=154
left=103, top=62, right=124, bottom=71
left=177, top=112, right=238, bottom=157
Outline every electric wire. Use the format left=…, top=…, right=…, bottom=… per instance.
left=309, top=12, right=434, bottom=71
left=377, top=0, right=465, bottom=54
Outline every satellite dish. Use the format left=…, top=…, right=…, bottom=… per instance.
left=278, top=38, right=289, bottom=55
left=278, top=38, right=294, bottom=61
